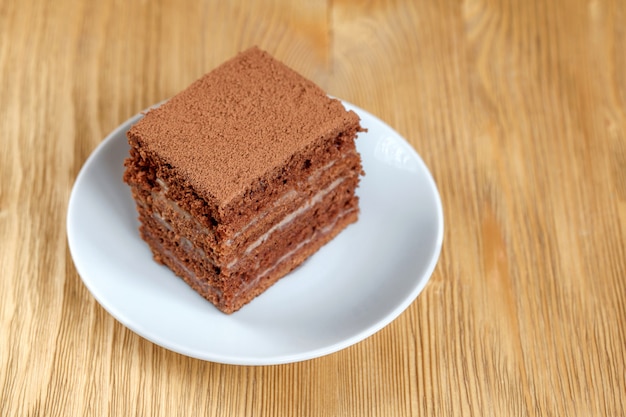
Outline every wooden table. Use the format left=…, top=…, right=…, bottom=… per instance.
left=2, top=0, right=625, bottom=415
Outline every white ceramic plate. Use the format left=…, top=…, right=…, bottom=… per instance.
left=67, top=101, right=444, bottom=365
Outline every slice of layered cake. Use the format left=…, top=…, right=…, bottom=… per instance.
left=123, top=47, right=364, bottom=313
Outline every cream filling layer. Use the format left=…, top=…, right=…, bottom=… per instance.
left=147, top=232, right=223, bottom=299
left=234, top=207, right=357, bottom=298
left=227, top=188, right=298, bottom=244
left=241, top=176, right=345, bottom=258
left=151, top=188, right=212, bottom=238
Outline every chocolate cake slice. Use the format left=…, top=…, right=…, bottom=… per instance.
left=123, top=47, right=364, bottom=313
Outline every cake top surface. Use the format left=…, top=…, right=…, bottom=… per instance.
left=128, top=46, right=360, bottom=205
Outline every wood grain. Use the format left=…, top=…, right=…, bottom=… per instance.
left=1, top=0, right=624, bottom=415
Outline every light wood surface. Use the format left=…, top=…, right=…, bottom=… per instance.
left=1, top=0, right=625, bottom=415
